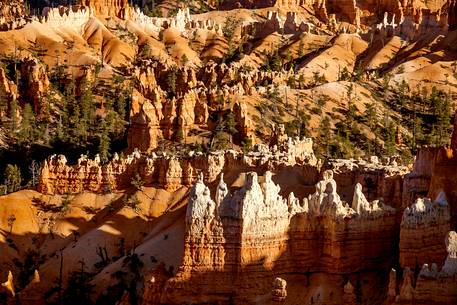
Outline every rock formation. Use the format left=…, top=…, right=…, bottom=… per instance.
left=19, top=58, right=50, bottom=115
left=402, top=147, right=439, bottom=208
left=270, top=278, right=287, bottom=304
left=2, top=1, right=457, bottom=304
left=37, top=136, right=317, bottom=194
left=327, top=157, right=408, bottom=209
left=80, top=0, right=132, bottom=19
left=400, top=192, right=451, bottom=270
left=449, top=0, right=457, bottom=30
left=389, top=231, right=457, bottom=304
left=0, top=0, right=26, bottom=30
left=0, top=68, right=18, bottom=115
left=150, top=169, right=397, bottom=304
left=1, top=271, right=15, bottom=299
left=41, top=6, right=92, bottom=30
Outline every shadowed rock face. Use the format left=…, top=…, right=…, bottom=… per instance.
left=448, top=0, right=457, bottom=30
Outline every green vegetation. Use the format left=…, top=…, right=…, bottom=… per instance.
left=2, top=164, right=22, bottom=194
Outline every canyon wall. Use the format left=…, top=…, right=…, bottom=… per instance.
left=399, top=192, right=451, bottom=270
left=448, top=0, right=457, bottom=30
left=145, top=169, right=398, bottom=304
left=388, top=231, right=457, bottom=305
left=80, top=0, right=132, bottom=19
left=37, top=137, right=317, bottom=194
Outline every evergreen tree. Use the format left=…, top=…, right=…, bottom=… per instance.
left=60, top=269, right=95, bottom=305
left=166, top=67, right=178, bottom=97
left=413, top=117, right=424, bottom=148
left=18, top=103, right=35, bottom=144
left=269, top=51, right=282, bottom=72
left=396, top=80, right=409, bottom=111
left=364, top=102, right=378, bottom=152
left=430, top=89, right=452, bottom=146
left=98, top=120, right=111, bottom=163
left=211, top=117, right=229, bottom=150
left=364, top=102, right=376, bottom=130
left=299, top=112, right=311, bottom=138
left=225, top=112, right=237, bottom=146
left=39, top=94, right=55, bottom=145
left=384, top=121, right=396, bottom=156
left=79, top=80, right=95, bottom=142
left=4, top=164, right=22, bottom=194
left=69, top=103, right=82, bottom=145
left=115, top=93, right=127, bottom=119
left=318, top=115, right=332, bottom=157
left=9, top=98, right=18, bottom=133
left=0, top=89, right=8, bottom=119
left=29, top=160, right=40, bottom=187
left=60, top=79, right=76, bottom=143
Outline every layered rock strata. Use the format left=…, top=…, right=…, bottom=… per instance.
left=427, top=147, right=457, bottom=220
left=80, top=0, right=132, bottom=19
left=399, top=192, right=451, bottom=270
left=151, top=169, right=397, bottom=304
left=402, top=147, right=439, bottom=208
left=389, top=231, right=457, bottom=304
left=37, top=137, right=317, bottom=194
left=326, top=157, right=408, bottom=209
left=0, top=0, right=27, bottom=30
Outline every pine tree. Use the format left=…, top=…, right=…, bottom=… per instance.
left=60, top=79, right=76, bottom=143
left=319, top=115, right=332, bottom=157
left=4, top=164, right=22, bottom=194
left=432, top=90, right=451, bottom=146
left=39, top=94, right=54, bottom=145
left=98, top=120, right=111, bottom=163
left=166, top=67, right=178, bottom=98
left=299, top=112, right=311, bottom=138
left=29, top=160, right=40, bottom=187
left=384, top=122, right=396, bottom=156
left=0, top=89, right=8, bottom=119
left=61, top=270, right=95, bottom=305
left=364, top=102, right=376, bottom=130
left=69, top=103, right=82, bottom=145
left=79, top=80, right=95, bottom=142
left=9, top=98, right=18, bottom=133
left=225, top=112, right=237, bottom=146
left=413, top=117, right=424, bottom=148
left=115, top=93, right=127, bottom=119
left=18, top=103, right=35, bottom=144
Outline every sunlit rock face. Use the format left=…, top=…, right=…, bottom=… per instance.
left=80, top=0, right=132, bottom=19
left=151, top=169, right=397, bottom=305
left=37, top=136, right=318, bottom=195
left=0, top=0, right=26, bottom=30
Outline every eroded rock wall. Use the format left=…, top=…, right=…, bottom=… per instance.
left=0, top=0, right=27, bottom=30
left=399, top=192, right=451, bottom=270
left=37, top=137, right=318, bottom=194
left=152, top=169, right=397, bottom=304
